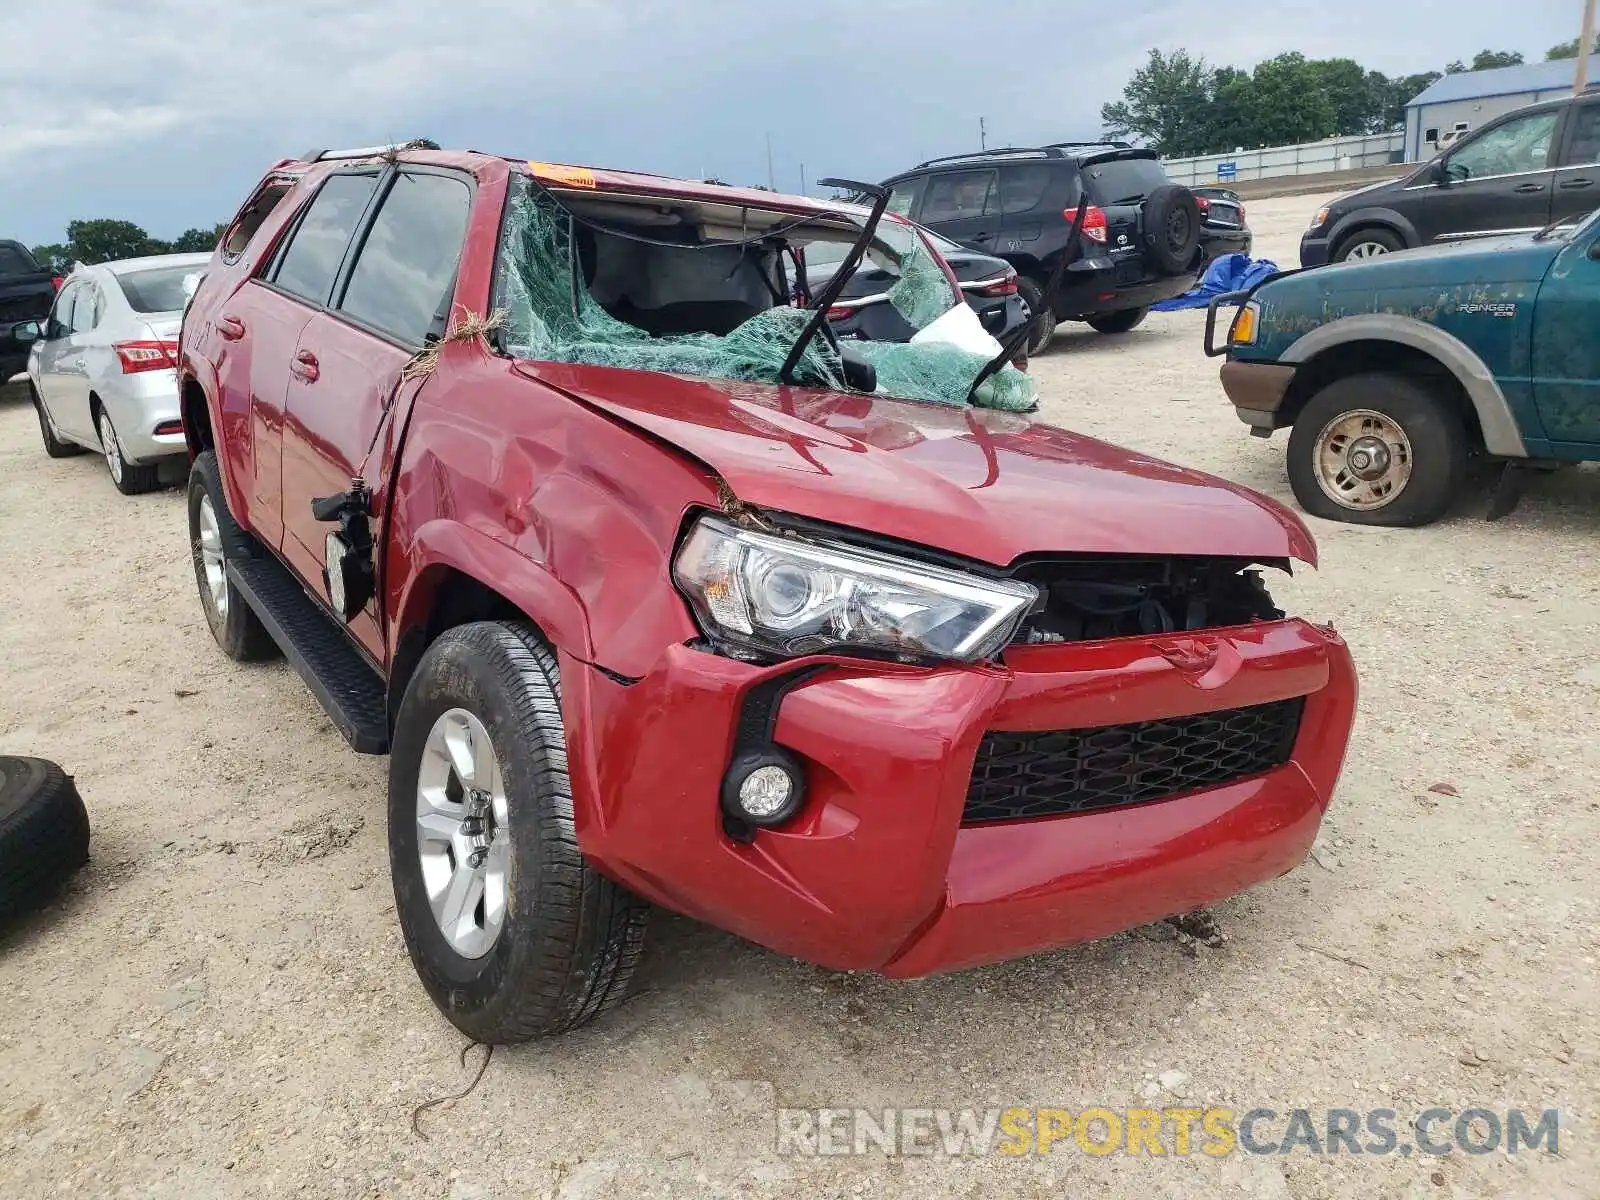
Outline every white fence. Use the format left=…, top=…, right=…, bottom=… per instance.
left=1160, top=132, right=1405, bottom=187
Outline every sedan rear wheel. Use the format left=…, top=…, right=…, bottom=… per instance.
left=97, top=408, right=161, bottom=495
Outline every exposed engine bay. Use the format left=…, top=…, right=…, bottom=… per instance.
left=1008, top=555, right=1286, bottom=645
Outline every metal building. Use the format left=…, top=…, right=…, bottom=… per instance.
left=1405, top=56, right=1600, bottom=161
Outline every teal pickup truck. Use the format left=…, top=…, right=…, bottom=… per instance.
left=1206, top=210, right=1600, bottom=526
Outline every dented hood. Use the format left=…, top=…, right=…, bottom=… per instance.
left=519, top=362, right=1318, bottom=567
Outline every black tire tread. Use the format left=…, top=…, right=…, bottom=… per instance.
left=393, top=621, right=647, bottom=1042
left=1016, top=277, right=1057, bottom=356
left=1087, top=306, right=1151, bottom=334
left=0, top=756, right=90, bottom=914
left=32, top=385, right=82, bottom=459
left=188, top=450, right=277, bottom=661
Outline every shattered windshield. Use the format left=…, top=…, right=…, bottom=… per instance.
left=492, top=179, right=1035, bottom=412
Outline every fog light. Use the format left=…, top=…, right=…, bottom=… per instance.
left=721, top=749, right=806, bottom=828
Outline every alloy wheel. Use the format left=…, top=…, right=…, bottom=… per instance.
left=97, top=411, right=124, bottom=485
left=416, top=708, right=512, bottom=959
left=196, top=494, right=228, bottom=619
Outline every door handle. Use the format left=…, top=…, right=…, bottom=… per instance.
left=217, top=315, right=245, bottom=340
left=1512, top=183, right=1545, bottom=194
left=1560, top=177, right=1594, bottom=190
left=291, top=351, right=319, bottom=382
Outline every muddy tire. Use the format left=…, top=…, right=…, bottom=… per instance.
left=388, top=621, right=648, bottom=1043
left=1016, top=278, right=1057, bottom=356
left=32, top=384, right=81, bottom=458
left=1287, top=373, right=1468, bottom=527
left=187, top=451, right=277, bottom=662
left=0, top=756, right=90, bottom=915
left=1087, top=306, right=1150, bottom=334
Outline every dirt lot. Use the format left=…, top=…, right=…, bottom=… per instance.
left=2, top=190, right=1598, bottom=1200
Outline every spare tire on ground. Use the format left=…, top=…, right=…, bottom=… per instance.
left=0, top=757, right=90, bottom=915
left=1142, top=184, right=1202, bottom=275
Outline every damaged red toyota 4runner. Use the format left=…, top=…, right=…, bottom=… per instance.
left=178, top=142, right=1357, bottom=1043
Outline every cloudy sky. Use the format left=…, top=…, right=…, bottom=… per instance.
left=1, top=0, right=1586, bottom=246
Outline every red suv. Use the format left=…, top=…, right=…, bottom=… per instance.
left=179, top=143, right=1357, bottom=1043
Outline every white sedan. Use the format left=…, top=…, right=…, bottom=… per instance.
left=19, top=252, right=209, bottom=494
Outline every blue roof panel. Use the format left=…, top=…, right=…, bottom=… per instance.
left=1407, top=56, right=1600, bottom=108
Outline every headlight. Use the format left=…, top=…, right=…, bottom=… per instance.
left=1309, top=207, right=1330, bottom=231
left=674, top=514, right=1037, bottom=663
left=1229, top=300, right=1260, bottom=346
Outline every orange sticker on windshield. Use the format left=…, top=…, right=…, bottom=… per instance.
left=528, top=161, right=597, bottom=189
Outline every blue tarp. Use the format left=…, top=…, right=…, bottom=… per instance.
left=1151, top=253, right=1279, bottom=311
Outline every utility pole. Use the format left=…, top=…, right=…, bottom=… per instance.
left=1577, top=0, right=1597, bottom=94
left=766, top=133, right=776, bottom=191
left=979, top=117, right=987, bottom=150
left=800, top=163, right=807, bottom=195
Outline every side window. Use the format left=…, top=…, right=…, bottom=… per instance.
left=886, top=179, right=922, bottom=218
left=997, top=165, right=1055, bottom=215
left=223, top=177, right=298, bottom=262
left=1566, top=103, right=1600, bottom=167
left=920, top=170, right=997, bottom=223
left=338, top=172, right=473, bottom=345
left=71, top=283, right=101, bottom=333
left=1446, top=111, right=1559, bottom=181
left=49, top=282, right=80, bottom=336
left=272, top=172, right=381, bottom=304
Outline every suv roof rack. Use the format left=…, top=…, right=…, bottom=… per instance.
left=911, top=141, right=1136, bottom=170
left=298, top=139, right=441, bottom=163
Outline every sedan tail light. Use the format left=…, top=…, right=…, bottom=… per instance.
left=1066, top=205, right=1108, bottom=244
left=114, top=340, right=179, bottom=373
left=1195, top=196, right=1210, bottom=213
left=51, top=276, right=64, bottom=291
left=969, top=272, right=1019, bottom=297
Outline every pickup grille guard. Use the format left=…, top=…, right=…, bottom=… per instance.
left=1201, top=266, right=1308, bottom=358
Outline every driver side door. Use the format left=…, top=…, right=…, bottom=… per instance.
left=1415, top=108, right=1560, bottom=244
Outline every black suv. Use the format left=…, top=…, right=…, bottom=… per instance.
left=1, top=242, right=58, bottom=382
left=1302, top=93, right=1600, bottom=265
left=880, top=144, right=1209, bottom=352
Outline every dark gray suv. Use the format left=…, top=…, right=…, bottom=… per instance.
left=880, top=144, right=1214, bottom=353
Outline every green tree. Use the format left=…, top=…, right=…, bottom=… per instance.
left=29, top=243, right=72, bottom=273
left=169, top=224, right=226, bottom=253
left=1380, top=71, right=1443, bottom=126
left=1203, top=66, right=1256, bottom=150
left=1308, top=58, right=1387, bottom=135
left=1100, top=48, right=1215, bottom=156
left=1246, top=53, right=1336, bottom=145
left=1547, top=35, right=1599, bottom=60
left=65, top=218, right=160, bottom=264
left=1447, top=49, right=1524, bottom=73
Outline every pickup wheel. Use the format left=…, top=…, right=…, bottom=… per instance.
left=1286, top=373, right=1468, bottom=526
left=1015, top=278, right=1057, bottom=356
left=1086, top=306, right=1150, bottom=334
left=388, top=621, right=649, bottom=1043
left=32, top=384, right=82, bottom=458
left=187, top=451, right=277, bottom=661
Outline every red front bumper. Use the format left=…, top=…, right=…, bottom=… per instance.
left=562, top=619, right=1357, bottom=976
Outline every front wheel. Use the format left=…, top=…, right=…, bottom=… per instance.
left=32, top=385, right=82, bottom=458
left=389, top=622, right=649, bottom=1043
left=1087, top=306, right=1150, bottom=334
left=1286, top=373, right=1469, bottom=526
left=1332, top=228, right=1402, bottom=262
left=1015, top=278, right=1057, bottom=356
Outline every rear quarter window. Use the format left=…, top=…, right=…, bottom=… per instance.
left=221, top=177, right=299, bottom=264
left=1082, top=157, right=1171, bottom=205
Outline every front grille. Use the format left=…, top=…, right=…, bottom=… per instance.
left=963, top=698, right=1304, bottom=824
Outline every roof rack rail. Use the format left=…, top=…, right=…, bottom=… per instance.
left=911, top=140, right=1136, bottom=170
left=298, top=138, right=441, bottom=163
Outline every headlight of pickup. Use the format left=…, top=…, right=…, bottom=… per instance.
left=674, top=514, right=1037, bottom=664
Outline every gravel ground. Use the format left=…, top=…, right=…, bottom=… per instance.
left=1, top=190, right=1597, bottom=1199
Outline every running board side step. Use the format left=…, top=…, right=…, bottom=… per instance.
left=226, top=556, right=389, bottom=754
